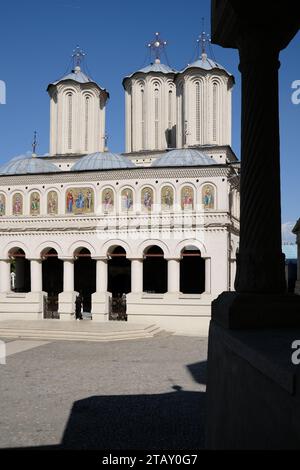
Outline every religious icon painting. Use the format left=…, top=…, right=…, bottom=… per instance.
left=0, top=193, right=6, bottom=216
left=161, top=186, right=174, bottom=211
left=66, top=187, right=94, bottom=215
left=102, top=188, right=114, bottom=213
left=12, top=193, right=23, bottom=216
left=47, top=191, right=58, bottom=215
left=202, top=184, right=215, bottom=210
left=181, top=186, right=194, bottom=211
left=141, top=187, right=153, bottom=212
left=121, top=188, right=133, bottom=212
left=30, top=192, right=40, bottom=216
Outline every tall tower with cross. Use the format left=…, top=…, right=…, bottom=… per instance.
left=123, top=32, right=177, bottom=153
left=47, top=46, right=109, bottom=156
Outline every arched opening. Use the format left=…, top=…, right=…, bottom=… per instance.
left=9, top=248, right=30, bottom=293
left=108, top=246, right=131, bottom=320
left=74, top=248, right=96, bottom=314
left=42, top=248, right=63, bottom=318
left=143, top=246, right=167, bottom=293
left=180, top=246, right=205, bottom=294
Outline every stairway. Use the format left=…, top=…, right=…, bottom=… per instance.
left=0, top=320, right=171, bottom=342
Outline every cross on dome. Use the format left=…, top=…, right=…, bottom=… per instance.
left=197, top=19, right=211, bottom=60
left=72, top=45, right=86, bottom=72
left=147, top=32, right=167, bottom=64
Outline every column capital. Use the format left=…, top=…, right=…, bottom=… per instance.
left=165, top=257, right=180, bottom=262
left=0, top=258, right=11, bottom=262
left=127, top=257, right=143, bottom=262
left=58, top=257, right=74, bottom=262
left=92, top=256, right=108, bottom=261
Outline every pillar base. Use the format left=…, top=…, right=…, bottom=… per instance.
left=91, top=292, right=111, bottom=321
left=58, top=291, right=78, bottom=320
left=295, top=281, right=300, bottom=295
left=212, top=291, right=300, bottom=329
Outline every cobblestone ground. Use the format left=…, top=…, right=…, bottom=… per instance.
left=0, top=335, right=207, bottom=450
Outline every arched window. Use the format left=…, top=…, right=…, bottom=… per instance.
left=202, top=184, right=215, bottom=210
left=213, top=83, right=218, bottom=142
left=67, top=93, right=73, bottom=150
left=84, top=96, right=90, bottom=151
left=161, top=186, right=174, bottom=211
left=30, top=192, right=40, bottom=216
left=47, top=191, right=58, bottom=215
left=196, top=82, right=201, bottom=142
left=12, top=193, right=23, bottom=216
left=154, top=87, right=159, bottom=149
left=141, top=88, right=145, bottom=150
left=168, top=90, right=173, bottom=147
left=181, top=186, right=194, bottom=211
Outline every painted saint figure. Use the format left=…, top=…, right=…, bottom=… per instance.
left=75, top=191, right=85, bottom=209
left=103, top=189, right=114, bottom=212
left=161, top=186, right=173, bottom=211
left=202, top=185, right=214, bottom=210
left=142, top=188, right=153, bottom=211
left=121, top=189, right=133, bottom=211
left=13, top=193, right=23, bottom=215
left=66, top=191, right=74, bottom=213
left=47, top=191, right=58, bottom=215
left=0, top=194, right=5, bottom=216
left=30, top=192, right=40, bottom=215
left=181, top=186, right=193, bottom=211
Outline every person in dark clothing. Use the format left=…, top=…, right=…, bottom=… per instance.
left=75, top=294, right=83, bottom=320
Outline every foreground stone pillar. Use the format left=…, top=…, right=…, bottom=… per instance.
left=30, top=259, right=43, bottom=292
left=167, top=259, right=180, bottom=294
left=205, top=258, right=211, bottom=294
left=130, top=258, right=143, bottom=293
left=0, top=260, right=11, bottom=293
left=295, top=240, right=300, bottom=295
left=91, top=257, right=110, bottom=321
left=58, top=258, right=78, bottom=320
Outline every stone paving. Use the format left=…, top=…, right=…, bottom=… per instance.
left=0, top=335, right=207, bottom=450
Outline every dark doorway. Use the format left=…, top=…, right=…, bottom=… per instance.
left=74, top=248, right=96, bottom=313
left=180, top=248, right=205, bottom=294
left=108, top=246, right=131, bottom=320
left=10, top=248, right=31, bottom=293
left=42, top=248, right=63, bottom=318
left=143, top=246, right=167, bottom=293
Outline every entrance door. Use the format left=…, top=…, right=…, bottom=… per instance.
left=74, top=248, right=96, bottom=315
left=107, top=246, right=131, bottom=321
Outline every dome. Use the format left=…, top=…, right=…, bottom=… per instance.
left=123, top=62, right=177, bottom=86
left=71, top=151, right=136, bottom=171
left=0, top=154, right=62, bottom=175
left=47, top=66, right=108, bottom=95
left=151, top=148, right=218, bottom=167
left=181, top=55, right=233, bottom=79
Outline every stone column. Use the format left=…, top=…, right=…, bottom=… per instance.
left=167, top=259, right=180, bottom=294
left=205, top=258, right=211, bottom=294
left=295, top=241, right=300, bottom=295
left=91, top=257, right=110, bottom=321
left=58, top=258, right=78, bottom=320
left=131, top=258, right=143, bottom=293
left=30, top=259, right=43, bottom=292
left=0, top=260, right=11, bottom=293
left=234, top=33, right=286, bottom=294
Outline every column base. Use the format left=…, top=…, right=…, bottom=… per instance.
left=58, top=291, right=78, bottom=320
left=295, top=281, right=300, bottom=295
left=91, top=292, right=111, bottom=321
left=212, top=291, right=300, bottom=329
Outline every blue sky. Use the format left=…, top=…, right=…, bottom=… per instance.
left=0, top=0, right=299, bottom=240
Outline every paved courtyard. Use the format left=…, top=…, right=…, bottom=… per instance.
left=0, top=335, right=207, bottom=450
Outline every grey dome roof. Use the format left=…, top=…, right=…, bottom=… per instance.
left=0, top=153, right=62, bottom=175
left=123, top=61, right=177, bottom=85
left=71, top=151, right=136, bottom=171
left=47, top=66, right=108, bottom=95
left=151, top=148, right=218, bottom=167
left=181, top=55, right=233, bottom=78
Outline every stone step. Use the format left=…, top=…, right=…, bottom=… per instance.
left=0, top=324, right=170, bottom=342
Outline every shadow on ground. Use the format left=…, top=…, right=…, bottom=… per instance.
left=3, top=360, right=207, bottom=450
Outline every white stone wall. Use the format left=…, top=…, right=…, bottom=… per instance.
left=48, top=80, right=108, bottom=156
left=0, top=166, right=239, bottom=334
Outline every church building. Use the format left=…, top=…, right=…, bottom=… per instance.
left=0, top=34, right=240, bottom=335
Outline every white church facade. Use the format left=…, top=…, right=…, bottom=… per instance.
left=0, top=37, right=240, bottom=335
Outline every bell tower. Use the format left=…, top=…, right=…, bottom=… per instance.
left=47, top=47, right=109, bottom=156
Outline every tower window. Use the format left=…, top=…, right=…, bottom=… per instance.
left=67, top=93, right=73, bottom=150
left=213, top=83, right=217, bottom=142
left=154, top=88, right=159, bottom=150
left=141, top=89, right=145, bottom=150
left=196, top=82, right=201, bottom=143
left=168, top=90, right=172, bottom=147
left=84, top=96, right=90, bottom=151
